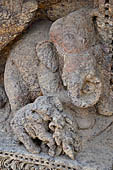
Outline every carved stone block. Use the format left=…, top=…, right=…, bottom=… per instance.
left=0, top=1, right=113, bottom=169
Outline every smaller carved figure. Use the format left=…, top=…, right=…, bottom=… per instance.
left=11, top=96, right=81, bottom=159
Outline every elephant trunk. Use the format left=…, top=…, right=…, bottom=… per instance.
left=62, top=70, right=102, bottom=108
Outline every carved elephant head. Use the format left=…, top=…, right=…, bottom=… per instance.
left=49, top=8, right=102, bottom=108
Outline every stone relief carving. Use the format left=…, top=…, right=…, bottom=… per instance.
left=4, top=6, right=113, bottom=160
left=0, top=0, right=113, bottom=169
left=11, top=96, right=81, bottom=159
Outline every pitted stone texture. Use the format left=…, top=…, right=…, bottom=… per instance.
left=0, top=0, right=95, bottom=51
left=76, top=121, right=113, bottom=170
left=0, top=85, right=7, bottom=109
left=0, top=114, right=113, bottom=169
left=4, top=20, right=52, bottom=112
left=3, top=5, right=113, bottom=169
left=49, top=8, right=102, bottom=108
left=92, top=0, right=113, bottom=115
left=11, top=96, right=81, bottom=160
left=0, top=1, right=113, bottom=169
left=0, top=49, right=9, bottom=75
left=4, top=10, right=113, bottom=164
left=0, top=103, right=11, bottom=134
left=0, top=0, right=38, bottom=51
left=47, top=0, right=94, bottom=21
left=49, top=8, right=113, bottom=115
left=36, top=41, right=63, bottom=96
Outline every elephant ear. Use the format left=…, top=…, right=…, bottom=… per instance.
left=36, top=41, right=58, bottom=73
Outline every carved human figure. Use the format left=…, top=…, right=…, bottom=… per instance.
left=5, top=7, right=113, bottom=160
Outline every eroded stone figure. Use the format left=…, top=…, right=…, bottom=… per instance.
left=4, top=7, right=113, bottom=159
left=48, top=8, right=113, bottom=116
left=11, top=96, right=81, bottom=159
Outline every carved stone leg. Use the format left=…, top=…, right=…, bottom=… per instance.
left=37, top=127, right=56, bottom=157
left=11, top=118, right=40, bottom=154
left=62, top=140, right=75, bottom=160
left=18, top=130, right=40, bottom=154
left=25, top=122, right=56, bottom=156
left=4, top=59, right=30, bottom=112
